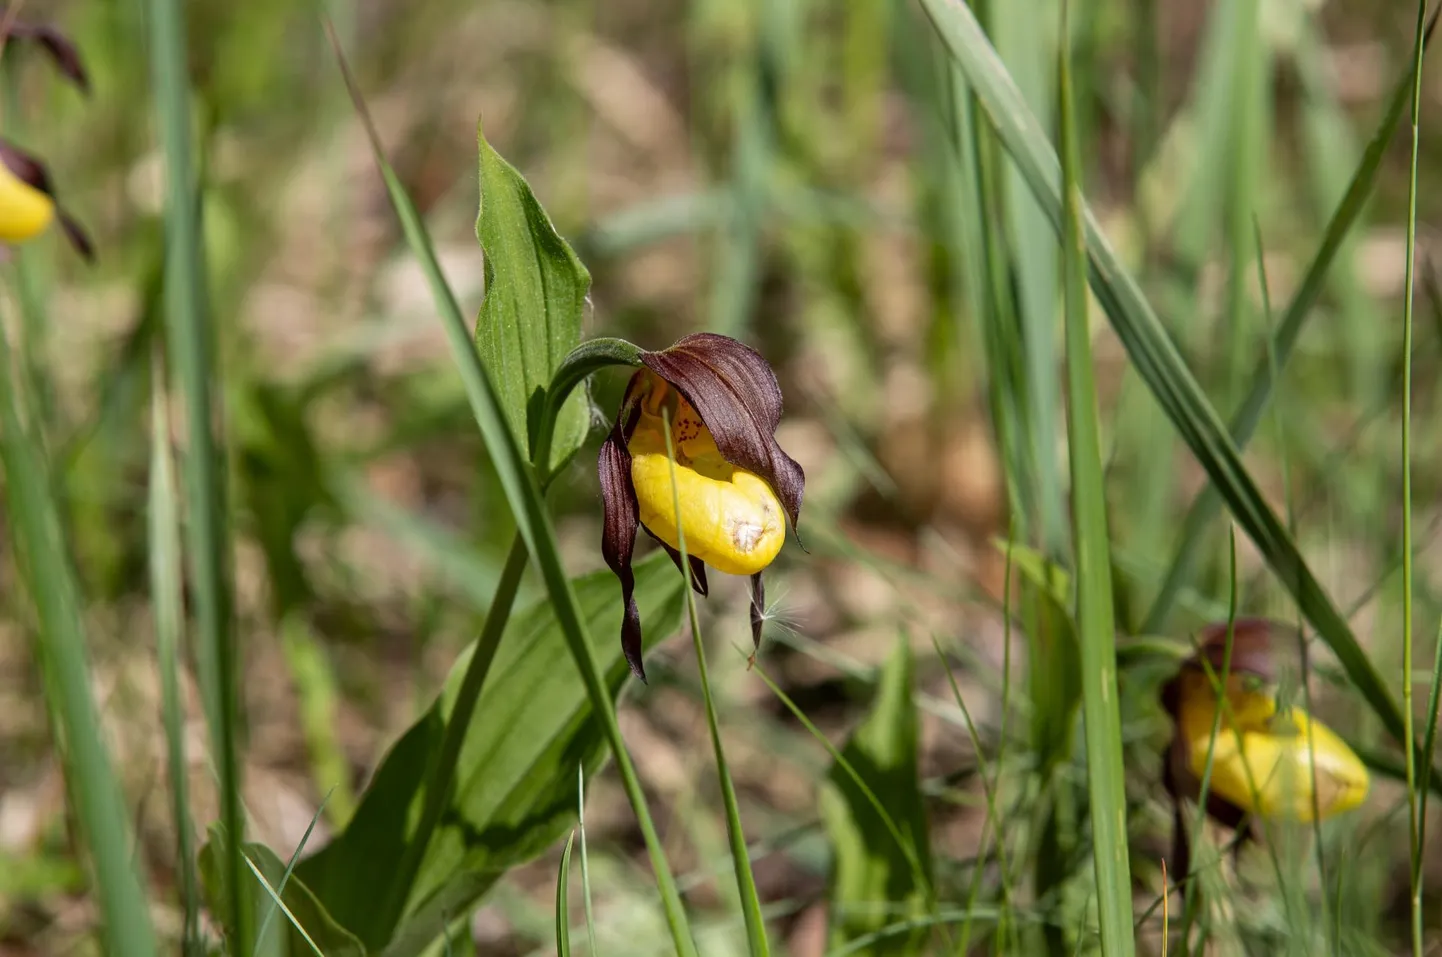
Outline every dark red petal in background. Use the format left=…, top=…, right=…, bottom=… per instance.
left=6, top=23, right=90, bottom=93
left=641, top=333, right=804, bottom=532
left=1188, top=617, right=1279, bottom=684
left=0, top=139, right=55, bottom=195
left=57, top=211, right=94, bottom=262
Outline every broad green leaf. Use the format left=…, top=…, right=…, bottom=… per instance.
left=820, top=637, right=932, bottom=956
left=474, top=121, right=593, bottom=475
left=296, top=553, right=685, bottom=955
left=199, top=826, right=365, bottom=957
left=917, top=0, right=1420, bottom=771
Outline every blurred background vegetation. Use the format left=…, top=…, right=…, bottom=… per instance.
left=2, top=0, right=1441, bottom=953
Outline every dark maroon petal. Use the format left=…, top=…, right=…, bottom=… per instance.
left=599, top=419, right=645, bottom=681
left=0, top=139, right=55, bottom=195
left=6, top=23, right=90, bottom=93
left=57, top=210, right=93, bottom=262
left=640, top=333, right=804, bottom=532
left=643, top=527, right=708, bottom=597
left=748, top=572, right=765, bottom=652
left=1188, top=617, right=1278, bottom=684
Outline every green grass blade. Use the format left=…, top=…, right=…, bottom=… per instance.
left=917, top=0, right=1423, bottom=770
left=243, top=854, right=327, bottom=957
left=556, top=831, right=576, bottom=957
left=144, top=0, right=246, bottom=945
left=1141, top=8, right=1439, bottom=632
left=814, top=636, right=936, bottom=954
left=1401, top=4, right=1428, bottom=953
left=660, top=409, right=770, bottom=956
left=993, top=1, right=1065, bottom=554
left=1057, top=3, right=1133, bottom=952
left=149, top=357, right=201, bottom=955
left=931, top=633, right=1013, bottom=953
left=754, top=663, right=935, bottom=914
left=255, top=790, right=334, bottom=952
left=0, top=319, right=158, bottom=955
left=578, top=766, right=599, bottom=957
left=322, top=23, right=697, bottom=956
left=1176, top=534, right=1239, bottom=950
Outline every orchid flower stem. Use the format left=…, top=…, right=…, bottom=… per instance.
left=537, top=338, right=643, bottom=486
left=661, top=407, right=771, bottom=956
left=382, top=342, right=682, bottom=949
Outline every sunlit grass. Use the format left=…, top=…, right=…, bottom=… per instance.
left=3, top=0, right=1440, bottom=953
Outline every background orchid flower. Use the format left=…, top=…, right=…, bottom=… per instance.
left=0, top=16, right=91, bottom=259
left=1160, top=618, right=1370, bottom=880
left=0, top=140, right=92, bottom=259
left=598, top=333, right=804, bottom=681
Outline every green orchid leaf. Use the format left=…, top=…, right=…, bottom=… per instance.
left=295, top=553, right=684, bottom=955
left=820, top=636, right=933, bottom=955
left=474, top=120, right=593, bottom=475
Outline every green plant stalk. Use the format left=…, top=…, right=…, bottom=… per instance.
left=1058, top=2, right=1134, bottom=952
left=931, top=634, right=1012, bottom=956
left=144, top=0, right=246, bottom=946
left=0, top=321, right=158, bottom=955
left=661, top=409, right=771, bottom=957
left=324, top=23, right=696, bottom=951
left=994, top=0, right=1066, bottom=557
left=1402, top=4, right=1428, bottom=954
left=377, top=342, right=641, bottom=934
left=1257, top=220, right=1332, bottom=941
left=148, top=360, right=201, bottom=955
left=1176, top=545, right=1238, bottom=952
left=995, top=534, right=1017, bottom=954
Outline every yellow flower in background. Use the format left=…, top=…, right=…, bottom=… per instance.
left=599, top=333, right=804, bottom=681
left=0, top=154, right=56, bottom=243
left=0, top=141, right=93, bottom=260
left=1170, top=667, right=1369, bottom=822
left=1161, top=619, right=1370, bottom=879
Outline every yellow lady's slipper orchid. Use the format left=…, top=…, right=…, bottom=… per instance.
left=1160, top=619, right=1370, bottom=880
left=1171, top=669, right=1370, bottom=822
left=627, top=377, right=786, bottom=576
left=600, top=333, right=804, bottom=681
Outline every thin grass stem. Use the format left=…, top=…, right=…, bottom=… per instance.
left=1402, top=4, right=1429, bottom=954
